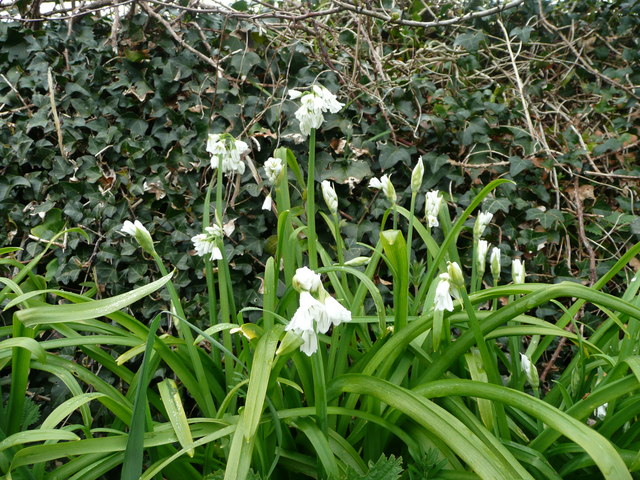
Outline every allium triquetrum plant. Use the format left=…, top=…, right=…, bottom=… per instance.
left=2, top=83, right=640, bottom=479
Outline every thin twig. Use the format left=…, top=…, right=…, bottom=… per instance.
left=47, top=68, right=68, bottom=161
left=139, top=1, right=222, bottom=72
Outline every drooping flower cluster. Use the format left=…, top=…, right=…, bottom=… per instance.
left=191, top=224, right=224, bottom=261
left=369, top=174, right=397, bottom=205
left=206, top=133, right=249, bottom=175
left=288, top=85, right=343, bottom=136
left=261, top=157, right=284, bottom=211
left=286, top=267, right=352, bottom=356
left=264, top=157, right=283, bottom=184
left=434, top=262, right=464, bottom=312
left=425, top=190, right=442, bottom=228
left=434, top=273, right=454, bottom=312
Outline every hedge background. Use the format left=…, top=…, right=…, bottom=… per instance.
left=1, top=0, right=639, bottom=329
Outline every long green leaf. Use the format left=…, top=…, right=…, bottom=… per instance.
left=329, top=375, right=530, bottom=480
left=121, top=315, right=161, bottom=480
left=413, top=379, right=631, bottom=480
left=158, top=378, right=195, bottom=457
left=0, top=430, right=80, bottom=453
left=16, top=273, right=173, bottom=327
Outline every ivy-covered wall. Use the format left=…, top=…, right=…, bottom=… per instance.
left=1, top=0, right=639, bottom=320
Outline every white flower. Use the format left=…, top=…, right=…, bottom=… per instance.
left=286, top=291, right=325, bottom=355
left=262, top=194, right=273, bottom=211
left=476, top=240, right=490, bottom=276
left=311, top=84, right=343, bottom=113
left=321, top=180, right=338, bottom=215
left=369, top=174, right=396, bottom=204
left=290, top=84, right=343, bottom=136
left=474, top=211, right=493, bottom=239
left=425, top=190, right=442, bottom=228
left=264, top=157, right=283, bottom=184
left=191, top=225, right=223, bottom=260
left=411, top=157, right=424, bottom=193
left=434, top=273, right=454, bottom=312
left=121, top=220, right=155, bottom=255
left=512, top=259, right=526, bottom=284
left=595, top=403, right=608, bottom=420
left=490, top=247, right=501, bottom=279
left=520, top=353, right=539, bottom=388
left=206, top=133, right=249, bottom=175
left=292, top=266, right=322, bottom=294
left=323, top=296, right=351, bottom=331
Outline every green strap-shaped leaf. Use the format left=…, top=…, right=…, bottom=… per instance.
left=41, top=393, right=107, bottom=430
left=413, top=378, right=631, bottom=480
left=158, top=378, right=195, bottom=458
left=122, top=315, right=161, bottom=480
left=0, top=430, right=80, bottom=453
left=0, top=337, right=46, bottom=363
left=16, top=273, right=173, bottom=327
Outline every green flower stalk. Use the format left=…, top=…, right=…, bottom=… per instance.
left=289, top=84, right=343, bottom=269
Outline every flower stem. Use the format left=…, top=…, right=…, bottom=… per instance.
left=311, top=346, right=328, bottom=437
left=459, top=286, right=510, bottom=439
left=307, top=129, right=318, bottom=269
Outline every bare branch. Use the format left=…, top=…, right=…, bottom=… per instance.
left=332, top=0, right=525, bottom=29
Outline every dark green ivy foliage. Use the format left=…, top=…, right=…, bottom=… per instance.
left=1, top=0, right=639, bottom=324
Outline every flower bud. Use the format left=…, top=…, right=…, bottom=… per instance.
left=476, top=240, right=489, bottom=276
left=520, top=353, right=539, bottom=388
left=411, top=157, right=424, bottom=193
left=121, top=220, right=156, bottom=256
left=369, top=175, right=396, bottom=204
left=512, top=259, right=526, bottom=284
left=473, top=211, right=493, bottom=240
left=447, top=261, right=465, bottom=289
left=490, top=247, right=501, bottom=279
left=321, top=180, right=338, bottom=215
left=344, top=256, right=371, bottom=267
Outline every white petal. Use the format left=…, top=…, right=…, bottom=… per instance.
left=262, top=194, right=273, bottom=211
